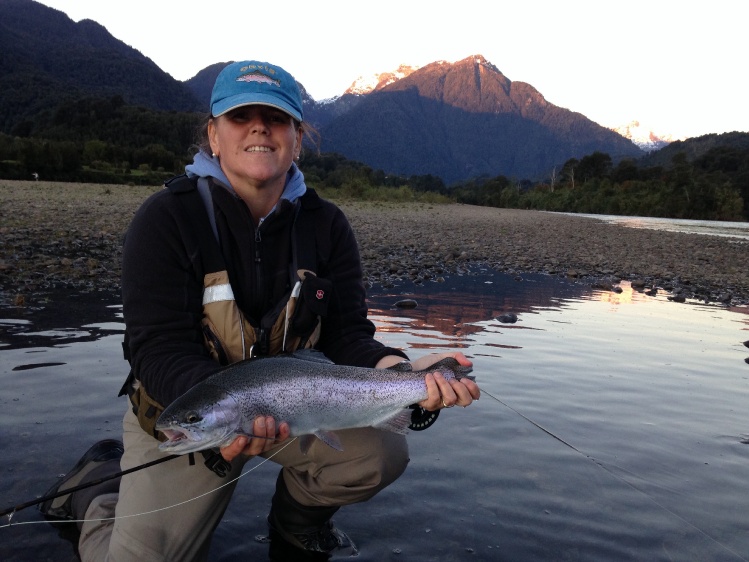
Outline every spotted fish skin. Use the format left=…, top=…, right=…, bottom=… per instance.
left=155, top=350, right=474, bottom=454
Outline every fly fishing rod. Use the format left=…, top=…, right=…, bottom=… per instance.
left=0, top=453, right=180, bottom=520
left=1, top=437, right=269, bottom=522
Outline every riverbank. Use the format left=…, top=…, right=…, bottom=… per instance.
left=1, top=180, right=748, bottom=307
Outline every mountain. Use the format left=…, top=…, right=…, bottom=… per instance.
left=315, top=56, right=643, bottom=183
left=1, top=3, right=644, bottom=183
left=183, top=62, right=233, bottom=110
left=343, top=65, right=420, bottom=95
left=611, top=120, right=676, bottom=152
left=637, top=131, right=749, bottom=169
left=0, top=0, right=201, bottom=133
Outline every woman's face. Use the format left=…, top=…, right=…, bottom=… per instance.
left=208, top=105, right=302, bottom=192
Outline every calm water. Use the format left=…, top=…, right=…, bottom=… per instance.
left=558, top=212, right=749, bottom=241
left=1, top=270, right=749, bottom=561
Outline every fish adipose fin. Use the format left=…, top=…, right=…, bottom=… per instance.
left=300, top=430, right=344, bottom=454
left=374, top=409, right=413, bottom=435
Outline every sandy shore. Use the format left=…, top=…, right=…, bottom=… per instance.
left=1, top=180, right=748, bottom=307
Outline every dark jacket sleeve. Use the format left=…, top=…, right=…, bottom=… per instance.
left=121, top=190, right=220, bottom=406
left=314, top=200, right=408, bottom=368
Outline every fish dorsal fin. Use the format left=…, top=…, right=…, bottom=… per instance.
left=374, top=409, right=412, bottom=435
left=299, top=430, right=344, bottom=454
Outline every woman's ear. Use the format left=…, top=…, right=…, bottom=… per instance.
left=208, top=119, right=219, bottom=157
left=294, top=127, right=303, bottom=160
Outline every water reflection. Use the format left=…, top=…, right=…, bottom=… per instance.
left=2, top=272, right=749, bottom=561
left=558, top=212, right=749, bottom=241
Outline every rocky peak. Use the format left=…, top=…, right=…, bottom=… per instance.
left=344, top=64, right=420, bottom=95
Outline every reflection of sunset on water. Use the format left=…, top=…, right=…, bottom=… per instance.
left=4, top=270, right=749, bottom=560
left=366, top=271, right=749, bottom=366
left=596, top=281, right=635, bottom=307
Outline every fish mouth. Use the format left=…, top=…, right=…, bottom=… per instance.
left=157, top=427, right=201, bottom=453
left=160, top=428, right=189, bottom=445
left=156, top=425, right=233, bottom=454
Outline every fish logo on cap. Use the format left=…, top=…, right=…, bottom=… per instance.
left=237, top=71, right=281, bottom=87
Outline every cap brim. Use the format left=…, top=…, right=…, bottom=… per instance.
left=211, top=93, right=302, bottom=122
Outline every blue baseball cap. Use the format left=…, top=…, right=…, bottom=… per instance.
left=210, top=60, right=303, bottom=122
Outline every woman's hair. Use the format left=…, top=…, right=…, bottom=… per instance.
left=192, top=112, right=320, bottom=157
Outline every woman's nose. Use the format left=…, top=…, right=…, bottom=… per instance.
left=248, top=115, right=270, bottom=134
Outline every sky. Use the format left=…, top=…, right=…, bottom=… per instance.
left=35, top=0, right=749, bottom=140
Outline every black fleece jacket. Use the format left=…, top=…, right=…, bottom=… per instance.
left=121, top=180, right=407, bottom=407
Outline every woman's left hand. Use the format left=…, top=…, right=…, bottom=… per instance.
left=220, top=416, right=290, bottom=462
left=410, top=352, right=480, bottom=411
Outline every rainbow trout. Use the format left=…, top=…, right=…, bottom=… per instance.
left=155, top=350, right=474, bottom=454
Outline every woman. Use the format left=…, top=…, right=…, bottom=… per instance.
left=41, top=60, right=479, bottom=561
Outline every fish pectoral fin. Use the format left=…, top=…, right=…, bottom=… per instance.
left=299, top=431, right=344, bottom=454
left=315, top=430, right=343, bottom=451
left=374, top=409, right=413, bottom=435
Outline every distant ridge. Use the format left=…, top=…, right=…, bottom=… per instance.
left=0, top=0, right=201, bottom=132
left=315, top=55, right=643, bottom=183
left=1, top=3, right=645, bottom=183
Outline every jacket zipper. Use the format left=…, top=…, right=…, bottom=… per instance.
left=253, top=226, right=267, bottom=355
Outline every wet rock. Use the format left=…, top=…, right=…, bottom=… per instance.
left=395, top=299, right=418, bottom=309
left=496, top=313, right=518, bottom=324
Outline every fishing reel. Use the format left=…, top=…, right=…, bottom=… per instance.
left=408, top=405, right=440, bottom=431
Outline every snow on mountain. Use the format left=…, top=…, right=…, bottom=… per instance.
left=344, top=64, right=420, bottom=95
left=612, top=120, right=681, bottom=152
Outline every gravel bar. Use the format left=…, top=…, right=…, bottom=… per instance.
left=1, top=180, right=748, bottom=308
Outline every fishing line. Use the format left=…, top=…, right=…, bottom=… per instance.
left=1, top=438, right=298, bottom=530
left=481, top=388, right=749, bottom=562
left=0, top=453, right=180, bottom=521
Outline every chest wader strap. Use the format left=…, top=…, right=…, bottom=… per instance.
left=166, top=176, right=257, bottom=364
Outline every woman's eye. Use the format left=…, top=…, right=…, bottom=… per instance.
left=269, top=113, right=289, bottom=124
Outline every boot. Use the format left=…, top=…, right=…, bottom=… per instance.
left=39, top=439, right=123, bottom=529
left=267, top=471, right=357, bottom=561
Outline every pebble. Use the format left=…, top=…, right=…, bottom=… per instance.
left=2, top=185, right=748, bottom=308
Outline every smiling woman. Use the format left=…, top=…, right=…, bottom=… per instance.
left=207, top=105, right=303, bottom=221
left=35, top=59, right=479, bottom=562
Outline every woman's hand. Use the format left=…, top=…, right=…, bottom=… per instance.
left=411, top=352, right=480, bottom=411
left=220, top=416, right=290, bottom=462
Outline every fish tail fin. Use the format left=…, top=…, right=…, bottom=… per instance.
left=425, top=358, right=475, bottom=380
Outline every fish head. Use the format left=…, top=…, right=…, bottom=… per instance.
left=155, top=383, right=243, bottom=454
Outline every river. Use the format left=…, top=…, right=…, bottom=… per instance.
left=1, top=268, right=748, bottom=561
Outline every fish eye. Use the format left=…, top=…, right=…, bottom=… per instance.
left=185, top=411, right=202, bottom=424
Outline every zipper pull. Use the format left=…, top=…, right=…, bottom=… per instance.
left=254, top=228, right=262, bottom=263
